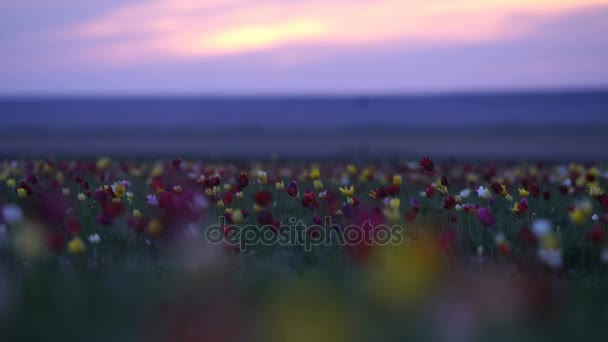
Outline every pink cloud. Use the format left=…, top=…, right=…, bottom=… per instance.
left=58, top=0, right=608, bottom=64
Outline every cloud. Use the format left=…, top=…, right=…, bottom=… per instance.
left=1, top=0, right=608, bottom=93
left=57, top=0, right=608, bottom=63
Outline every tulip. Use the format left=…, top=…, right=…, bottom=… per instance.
left=476, top=207, right=496, bottom=227
left=419, top=157, right=434, bottom=173
left=67, top=237, right=86, bottom=254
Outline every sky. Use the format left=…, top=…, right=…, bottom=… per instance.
left=1, top=0, right=608, bottom=95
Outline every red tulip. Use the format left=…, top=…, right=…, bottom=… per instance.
left=254, top=191, right=273, bottom=207
left=419, top=157, right=434, bottom=173
left=587, top=226, right=606, bottom=245
left=236, top=173, right=249, bottom=190
left=301, top=190, right=318, bottom=209
left=66, top=218, right=82, bottom=236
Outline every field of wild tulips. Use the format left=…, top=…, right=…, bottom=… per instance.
left=2, top=156, right=608, bottom=340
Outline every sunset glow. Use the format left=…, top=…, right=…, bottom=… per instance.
left=61, top=0, right=608, bottom=61
left=1, top=0, right=608, bottom=93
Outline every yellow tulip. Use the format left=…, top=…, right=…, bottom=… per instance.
left=67, top=237, right=86, bottom=254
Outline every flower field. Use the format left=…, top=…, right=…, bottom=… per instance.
left=2, top=157, right=608, bottom=340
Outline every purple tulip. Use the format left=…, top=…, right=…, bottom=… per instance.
left=476, top=207, right=496, bottom=227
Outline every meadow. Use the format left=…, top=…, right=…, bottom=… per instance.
left=1, top=157, right=608, bottom=341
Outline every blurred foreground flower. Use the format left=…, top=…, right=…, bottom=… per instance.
left=369, top=238, right=443, bottom=309
left=67, top=237, right=86, bottom=254
left=260, top=278, right=353, bottom=342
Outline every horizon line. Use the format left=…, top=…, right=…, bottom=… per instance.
left=1, top=85, right=608, bottom=99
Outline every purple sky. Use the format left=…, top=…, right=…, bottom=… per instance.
left=1, top=0, right=608, bottom=95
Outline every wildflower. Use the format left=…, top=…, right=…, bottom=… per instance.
left=459, top=189, right=471, bottom=198
left=495, top=233, right=511, bottom=255
left=286, top=181, right=299, bottom=198
left=511, top=198, right=529, bottom=215
left=302, top=190, right=318, bottom=209
left=339, top=185, right=354, bottom=197
left=77, top=193, right=86, bottom=201
left=369, top=187, right=387, bottom=199
left=257, top=170, right=268, bottom=184
left=231, top=209, right=244, bottom=224
left=388, top=198, right=400, bottom=210
left=518, top=188, right=530, bottom=197
left=205, top=186, right=220, bottom=196
left=540, top=232, right=560, bottom=250
left=435, top=182, right=448, bottom=196
left=588, top=184, right=604, bottom=197
left=66, top=218, right=82, bottom=236
left=424, top=185, right=435, bottom=198
left=254, top=191, right=273, bottom=207
left=386, top=184, right=400, bottom=196
left=476, top=186, right=492, bottom=200
left=146, top=194, right=159, bottom=206
left=88, top=233, right=100, bottom=244
left=532, top=219, right=552, bottom=237
left=1, top=204, right=24, bottom=224
left=569, top=199, right=593, bottom=226
left=392, top=175, right=403, bottom=186
left=133, top=209, right=142, bottom=219
left=597, top=194, right=608, bottom=207
left=96, top=157, right=111, bottom=170
left=150, top=164, right=163, bottom=177
left=409, top=197, right=420, bottom=212
left=109, top=182, right=125, bottom=198
left=61, top=188, right=70, bottom=196
left=347, top=196, right=359, bottom=206
left=147, top=218, right=163, bottom=236
left=586, top=226, right=605, bottom=245
left=173, top=185, right=183, bottom=193
left=476, top=207, right=496, bottom=227
left=419, top=157, right=434, bottom=173
left=538, top=248, right=562, bottom=268
left=67, top=237, right=86, bottom=254
left=358, top=168, right=373, bottom=183
left=491, top=182, right=507, bottom=196
left=237, top=173, right=249, bottom=190
left=17, top=188, right=27, bottom=198
left=543, top=191, right=551, bottom=200
left=6, top=178, right=15, bottom=188
left=236, top=191, right=244, bottom=199
left=309, top=168, right=321, bottom=180
left=442, top=196, right=457, bottom=210
left=313, top=179, right=324, bottom=190
left=346, top=164, right=357, bottom=175
left=275, top=181, right=284, bottom=191
left=383, top=206, right=400, bottom=224
left=319, top=190, right=327, bottom=199
left=216, top=199, right=224, bottom=208
left=592, top=214, right=599, bottom=221
left=151, top=177, right=164, bottom=194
